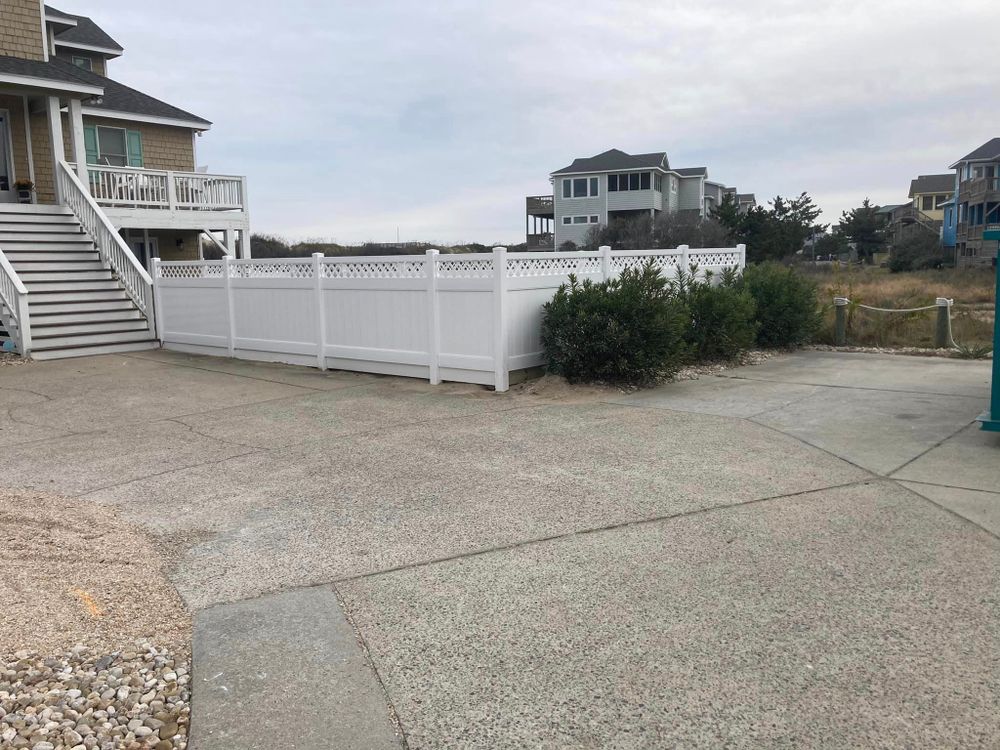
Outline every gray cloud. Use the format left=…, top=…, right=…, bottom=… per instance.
left=57, top=0, right=1000, bottom=242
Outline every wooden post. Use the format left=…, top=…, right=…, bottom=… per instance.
left=313, top=253, right=327, bottom=370
left=934, top=297, right=952, bottom=349
left=492, top=246, right=509, bottom=392
left=426, top=249, right=441, bottom=385
left=834, top=297, right=849, bottom=345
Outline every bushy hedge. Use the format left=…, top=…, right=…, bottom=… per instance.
left=680, top=272, right=759, bottom=361
left=541, top=263, right=689, bottom=385
left=739, top=262, right=821, bottom=348
left=541, top=261, right=821, bottom=384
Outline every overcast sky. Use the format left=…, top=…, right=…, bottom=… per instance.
left=57, top=0, right=999, bottom=244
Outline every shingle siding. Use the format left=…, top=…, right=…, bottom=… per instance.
left=0, top=0, right=45, bottom=61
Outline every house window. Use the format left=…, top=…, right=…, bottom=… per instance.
left=922, top=196, right=934, bottom=211
left=671, top=178, right=677, bottom=193
left=564, top=215, right=601, bottom=225
left=564, top=176, right=599, bottom=198
left=572, top=216, right=588, bottom=224
left=71, top=56, right=92, bottom=71
left=608, top=174, right=618, bottom=192
left=84, top=125, right=143, bottom=168
left=654, top=175, right=662, bottom=192
left=589, top=215, right=598, bottom=223
left=640, top=172, right=651, bottom=190
left=935, top=194, right=949, bottom=208
left=562, top=217, right=571, bottom=225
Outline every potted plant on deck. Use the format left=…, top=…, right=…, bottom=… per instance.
left=14, top=179, right=34, bottom=204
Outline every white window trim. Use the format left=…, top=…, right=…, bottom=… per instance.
left=71, top=55, right=93, bottom=71
left=93, top=124, right=128, bottom=166
left=563, top=215, right=601, bottom=225
left=562, top=176, right=600, bottom=200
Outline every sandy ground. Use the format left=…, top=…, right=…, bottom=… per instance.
left=0, top=489, right=190, bottom=655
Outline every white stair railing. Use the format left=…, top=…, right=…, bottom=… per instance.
left=0, top=247, right=31, bottom=355
left=56, top=161, right=155, bottom=331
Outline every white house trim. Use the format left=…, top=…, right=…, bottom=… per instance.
left=0, top=72, right=103, bottom=96
left=554, top=166, right=669, bottom=177
left=38, top=0, right=50, bottom=61
left=44, top=12, right=77, bottom=27
left=53, top=40, right=123, bottom=58
left=81, top=107, right=211, bottom=131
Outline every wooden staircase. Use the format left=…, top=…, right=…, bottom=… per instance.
left=0, top=204, right=157, bottom=360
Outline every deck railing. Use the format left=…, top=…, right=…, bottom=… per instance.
left=71, top=164, right=247, bottom=213
left=57, top=161, right=155, bottom=326
left=0, top=246, right=30, bottom=355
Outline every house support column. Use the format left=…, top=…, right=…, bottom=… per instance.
left=67, top=98, right=89, bottom=186
left=45, top=96, right=64, bottom=203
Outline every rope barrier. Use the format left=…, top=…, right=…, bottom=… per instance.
left=854, top=303, right=937, bottom=313
left=832, top=297, right=958, bottom=348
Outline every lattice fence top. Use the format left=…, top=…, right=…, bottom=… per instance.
left=156, top=262, right=224, bottom=279
left=232, top=261, right=315, bottom=279
left=436, top=258, right=494, bottom=279
left=609, top=254, right=682, bottom=274
left=689, top=251, right=742, bottom=267
left=322, top=259, right=427, bottom=279
left=506, top=256, right=602, bottom=278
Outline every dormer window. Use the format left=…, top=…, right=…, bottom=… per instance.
left=72, top=56, right=93, bottom=71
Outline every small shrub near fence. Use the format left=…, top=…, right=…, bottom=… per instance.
left=676, top=268, right=759, bottom=361
left=541, top=263, right=689, bottom=385
left=739, top=263, right=822, bottom=348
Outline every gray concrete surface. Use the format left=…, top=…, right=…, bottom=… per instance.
left=2, top=348, right=997, bottom=748
left=191, top=587, right=401, bottom=750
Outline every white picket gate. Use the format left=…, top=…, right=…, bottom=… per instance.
left=152, top=244, right=745, bottom=391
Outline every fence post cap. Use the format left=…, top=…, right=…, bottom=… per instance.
left=599, top=245, right=612, bottom=252
left=935, top=297, right=953, bottom=306
left=492, top=246, right=507, bottom=253
left=312, top=252, right=324, bottom=258
left=833, top=296, right=850, bottom=306
left=426, top=248, right=440, bottom=256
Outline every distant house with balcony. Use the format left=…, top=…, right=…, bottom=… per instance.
left=949, top=138, right=1000, bottom=267
left=525, top=148, right=746, bottom=248
left=0, top=2, right=250, bottom=358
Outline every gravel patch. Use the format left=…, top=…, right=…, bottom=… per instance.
left=807, top=344, right=993, bottom=359
left=1, top=490, right=191, bottom=749
left=0, top=352, right=30, bottom=367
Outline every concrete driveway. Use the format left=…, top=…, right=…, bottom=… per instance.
left=2, top=349, right=998, bottom=748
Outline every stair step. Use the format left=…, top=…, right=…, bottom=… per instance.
left=0, top=204, right=73, bottom=216
left=29, top=298, right=134, bottom=314
left=23, top=280, right=121, bottom=293
left=30, top=310, right=143, bottom=326
left=0, top=242, right=95, bottom=253
left=11, top=261, right=106, bottom=272
left=30, top=340, right=159, bottom=360
left=0, top=214, right=80, bottom=225
left=0, top=232, right=88, bottom=243
left=4, top=251, right=100, bottom=263
left=31, top=329, right=156, bottom=350
left=20, top=270, right=114, bottom=283
left=32, top=319, right=150, bottom=337
left=25, top=289, right=129, bottom=303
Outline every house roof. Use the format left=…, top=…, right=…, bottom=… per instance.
left=46, top=5, right=124, bottom=56
left=908, top=174, right=954, bottom=197
left=876, top=204, right=903, bottom=214
left=949, top=137, right=1000, bottom=168
left=0, top=54, right=104, bottom=94
left=48, top=58, right=211, bottom=127
left=737, top=193, right=755, bottom=203
left=552, top=149, right=669, bottom=175
left=674, top=167, right=708, bottom=177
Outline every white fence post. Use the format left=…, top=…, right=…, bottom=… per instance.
left=151, top=258, right=164, bottom=342
left=492, top=246, right=509, bottom=393
left=600, top=245, right=612, bottom=281
left=737, top=243, right=746, bottom=269
left=426, top=248, right=441, bottom=385
left=313, top=253, right=327, bottom=370
left=223, top=255, right=235, bottom=357
left=679, top=244, right=690, bottom=274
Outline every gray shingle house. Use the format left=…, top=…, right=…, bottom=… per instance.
left=525, top=149, right=747, bottom=248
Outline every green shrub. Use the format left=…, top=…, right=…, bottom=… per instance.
left=541, top=262, right=689, bottom=385
left=888, top=234, right=952, bottom=272
left=679, top=272, right=759, bottom=360
left=739, top=262, right=821, bottom=347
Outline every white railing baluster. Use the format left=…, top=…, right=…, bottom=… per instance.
left=56, top=161, right=155, bottom=333
left=0, top=247, right=31, bottom=355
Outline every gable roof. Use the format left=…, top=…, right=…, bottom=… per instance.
left=46, top=5, right=124, bottom=56
left=48, top=58, right=211, bottom=127
left=674, top=166, right=708, bottom=177
left=908, top=174, right=954, bottom=197
left=949, top=137, right=1000, bottom=168
left=0, top=54, right=104, bottom=95
left=552, top=149, right=669, bottom=175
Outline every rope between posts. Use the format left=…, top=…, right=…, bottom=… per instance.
left=854, top=303, right=938, bottom=313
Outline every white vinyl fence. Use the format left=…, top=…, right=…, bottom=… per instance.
left=152, top=244, right=745, bottom=391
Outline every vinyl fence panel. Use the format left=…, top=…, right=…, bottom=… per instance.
left=153, top=244, right=745, bottom=391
